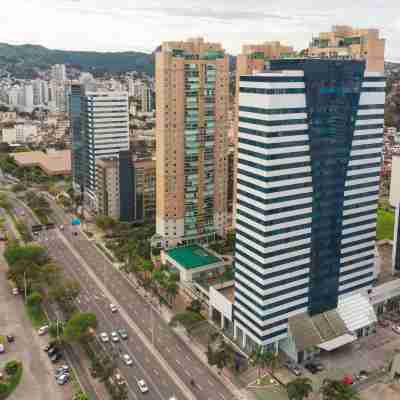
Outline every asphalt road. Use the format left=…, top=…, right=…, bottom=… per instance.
left=13, top=194, right=234, bottom=400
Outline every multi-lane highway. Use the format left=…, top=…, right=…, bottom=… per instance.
left=12, top=193, right=235, bottom=400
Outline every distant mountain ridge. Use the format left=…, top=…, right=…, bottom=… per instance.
left=0, top=43, right=237, bottom=78
left=0, top=43, right=155, bottom=76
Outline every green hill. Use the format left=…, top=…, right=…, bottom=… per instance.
left=0, top=43, right=155, bottom=76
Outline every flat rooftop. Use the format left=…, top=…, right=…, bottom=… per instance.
left=219, top=286, right=235, bottom=302
left=166, top=245, right=220, bottom=270
left=12, top=150, right=71, bottom=176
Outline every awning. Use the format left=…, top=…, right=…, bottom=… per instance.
left=337, top=292, right=377, bottom=332
left=317, top=333, right=357, bottom=351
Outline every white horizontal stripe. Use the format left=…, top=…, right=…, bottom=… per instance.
left=235, top=282, right=309, bottom=307
left=238, top=153, right=311, bottom=167
left=235, top=222, right=311, bottom=244
left=239, top=132, right=309, bottom=144
left=358, top=92, right=385, bottom=106
left=355, top=119, right=384, bottom=126
left=345, top=176, right=380, bottom=187
left=240, top=81, right=305, bottom=89
left=351, top=148, right=383, bottom=156
left=339, top=267, right=374, bottom=283
left=348, top=157, right=381, bottom=166
left=239, top=110, right=307, bottom=121
left=354, top=129, right=383, bottom=137
left=353, top=138, right=383, bottom=146
left=237, top=183, right=313, bottom=200
left=343, top=195, right=379, bottom=207
left=347, top=167, right=381, bottom=176
left=338, top=276, right=373, bottom=292
left=340, top=258, right=374, bottom=273
left=357, top=108, right=385, bottom=116
left=236, top=243, right=310, bottom=264
left=235, top=292, right=307, bottom=322
left=343, top=204, right=377, bottom=216
left=341, top=231, right=376, bottom=245
left=235, top=276, right=309, bottom=297
left=239, top=121, right=308, bottom=133
left=235, top=253, right=311, bottom=277
left=344, top=186, right=380, bottom=197
left=237, top=173, right=311, bottom=189
left=362, top=81, right=385, bottom=88
left=239, top=141, right=309, bottom=155
left=341, top=242, right=374, bottom=255
left=341, top=250, right=375, bottom=264
left=342, top=215, right=376, bottom=227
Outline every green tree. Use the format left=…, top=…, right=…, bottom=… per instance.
left=250, top=345, right=278, bottom=377
left=287, top=378, right=313, bottom=400
left=169, top=311, right=203, bottom=334
left=26, top=291, right=43, bottom=308
left=4, top=242, right=48, bottom=267
left=63, top=312, right=97, bottom=343
left=321, top=379, right=360, bottom=400
left=49, top=279, right=80, bottom=314
left=95, top=216, right=117, bottom=231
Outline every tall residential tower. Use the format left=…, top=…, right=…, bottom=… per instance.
left=234, top=59, right=385, bottom=351
left=155, top=37, right=229, bottom=248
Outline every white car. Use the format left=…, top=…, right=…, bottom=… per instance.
left=123, top=354, right=133, bottom=366
left=38, top=325, right=49, bottom=336
left=100, top=332, right=109, bottom=343
left=0, top=344, right=5, bottom=354
left=392, top=325, right=400, bottom=334
left=110, top=304, right=118, bottom=313
left=111, top=331, right=119, bottom=342
left=137, top=379, right=149, bottom=393
left=12, top=288, right=19, bottom=295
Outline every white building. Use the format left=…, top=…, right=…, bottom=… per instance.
left=1, top=123, right=37, bottom=144
left=390, top=155, right=400, bottom=207
left=51, top=64, right=67, bottom=81
left=233, top=59, right=385, bottom=353
left=82, top=92, right=130, bottom=206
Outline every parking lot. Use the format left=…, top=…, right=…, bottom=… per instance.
left=0, top=244, right=72, bottom=400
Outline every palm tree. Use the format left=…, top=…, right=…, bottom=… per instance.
left=321, top=379, right=360, bottom=400
left=286, top=378, right=313, bottom=400
left=264, top=350, right=279, bottom=374
left=249, top=345, right=264, bottom=378
left=166, top=280, right=179, bottom=305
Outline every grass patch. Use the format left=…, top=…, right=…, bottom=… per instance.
left=376, top=208, right=395, bottom=240
left=0, top=361, right=23, bottom=400
left=26, top=304, right=47, bottom=328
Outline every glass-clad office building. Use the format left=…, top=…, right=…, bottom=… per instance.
left=234, top=59, right=385, bottom=350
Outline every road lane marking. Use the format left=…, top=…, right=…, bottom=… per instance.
left=184, top=370, right=191, bottom=377
left=176, top=360, right=182, bottom=366
left=208, top=379, right=214, bottom=387
left=218, top=393, right=226, bottom=400
left=197, top=384, right=203, bottom=390
left=153, top=369, right=159, bottom=376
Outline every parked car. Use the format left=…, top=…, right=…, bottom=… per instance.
left=12, top=287, right=19, bottom=295
left=123, top=354, right=133, bottom=366
left=110, top=304, right=118, bottom=313
left=392, top=325, right=400, bottom=334
left=38, top=325, right=49, bottom=336
left=100, top=332, right=109, bottom=343
left=0, top=344, right=5, bottom=354
left=118, top=328, right=128, bottom=340
left=48, top=347, right=59, bottom=357
left=50, top=352, right=62, bottom=363
left=137, top=379, right=149, bottom=393
left=57, top=373, right=69, bottom=385
left=111, top=332, right=119, bottom=342
left=284, top=360, right=302, bottom=376
left=6, top=335, right=14, bottom=343
left=305, top=363, right=319, bottom=374
left=378, top=319, right=390, bottom=328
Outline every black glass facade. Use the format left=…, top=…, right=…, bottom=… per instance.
left=69, top=84, right=83, bottom=189
left=270, top=59, right=366, bottom=315
left=119, top=150, right=134, bottom=222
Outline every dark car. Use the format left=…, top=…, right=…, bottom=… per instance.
left=48, top=347, right=59, bottom=357
left=305, top=363, right=319, bottom=374
left=284, top=360, right=302, bottom=376
left=6, top=335, right=14, bottom=343
left=50, top=352, right=62, bottom=363
left=378, top=319, right=390, bottom=328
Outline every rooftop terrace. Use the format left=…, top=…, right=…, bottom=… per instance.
left=166, top=245, right=221, bottom=270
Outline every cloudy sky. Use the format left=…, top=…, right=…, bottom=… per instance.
left=1, top=0, right=400, bottom=60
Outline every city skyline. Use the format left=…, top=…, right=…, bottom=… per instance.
left=1, top=0, right=400, bottom=61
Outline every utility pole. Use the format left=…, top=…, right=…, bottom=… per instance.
left=151, top=305, right=154, bottom=346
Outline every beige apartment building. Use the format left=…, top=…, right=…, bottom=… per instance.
left=308, top=25, right=385, bottom=72
left=155, top=37, right=229, bottom=248
left=96, top=158, right=120, bottom=219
